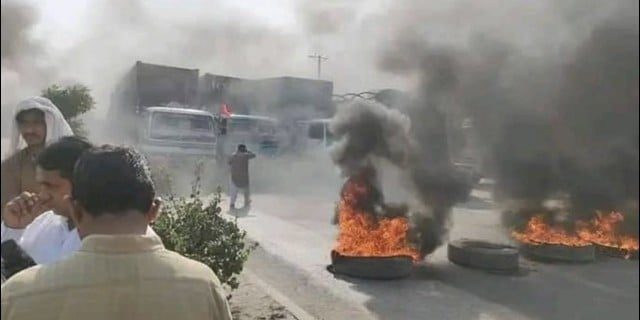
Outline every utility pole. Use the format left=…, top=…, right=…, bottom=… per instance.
left=308, top=54, right=328, bottom=79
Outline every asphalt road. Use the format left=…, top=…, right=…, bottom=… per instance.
left=226, top=191, right=639, bottom=320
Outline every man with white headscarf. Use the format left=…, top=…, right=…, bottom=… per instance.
left=1, top=97, right=73, bottom=212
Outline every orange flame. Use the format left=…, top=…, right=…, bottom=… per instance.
left=334, top=177, right=422, bottom=262
left=576, top=211, right=639, bottom=257
left=511, top=215, right=591, bottom=247
left=512, top=211, right=639, bottom=257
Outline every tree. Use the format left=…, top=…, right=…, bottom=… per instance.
left=41, top=84, right=95, bottom=137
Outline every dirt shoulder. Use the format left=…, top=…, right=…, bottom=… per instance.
left=230, top=272, right=298, bottom=320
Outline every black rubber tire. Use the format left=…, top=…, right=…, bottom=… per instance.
left=448, top=239, right=520, bottom=272
left=594, top=244, right=638, bottom=260
left=329, top=251, right=413, bottom=280
left=521, top=243, right=596, bottom=263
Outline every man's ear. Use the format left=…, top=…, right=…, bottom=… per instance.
left=146, top=197, right=163, bottom=224
left=65, top=195, right=84, bottom=226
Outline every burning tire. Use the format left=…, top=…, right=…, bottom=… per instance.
left=594, top=244, right=639, bottom=260
left=520, top=243, right=596, bottom=263
left=327, top=250, right=414, bottom=280
left=447, top=239, right=520, bottom=272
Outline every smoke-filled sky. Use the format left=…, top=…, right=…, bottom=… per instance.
left=3, top=0, right=636, bottom=109
left=1, top=0, right=411, bottom=116
left=2, top=0, right=638, bottom=157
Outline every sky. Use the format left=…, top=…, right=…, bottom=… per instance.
left=29, top=0, right=299, bottom=54
left=21, top=0, right=400, bottom=88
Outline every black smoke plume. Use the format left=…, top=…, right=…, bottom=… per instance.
left=329, top=100, right=469, bottom=257
left=377, top=0, right=638, bottom=236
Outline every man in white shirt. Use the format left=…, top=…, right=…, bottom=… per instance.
left=1, top=137, right=92, bottom=265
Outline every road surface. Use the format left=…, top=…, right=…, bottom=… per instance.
left=225, top=190, right=638, bottom=320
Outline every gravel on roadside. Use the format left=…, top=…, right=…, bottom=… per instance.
left=229, top=272, right=298, bottom=320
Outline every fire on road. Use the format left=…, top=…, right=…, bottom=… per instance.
left=226, top=193, right=639, bottom=320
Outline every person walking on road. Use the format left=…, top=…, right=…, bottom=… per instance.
left=228, top=144, right=255, bottom=210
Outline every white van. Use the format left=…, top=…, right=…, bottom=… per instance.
left=297, top=118, right=334, bottom=149
left=138, top=107, right=216, bottom=159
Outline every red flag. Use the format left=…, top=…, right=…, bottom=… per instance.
left=220, top=103, right=232, bottom=118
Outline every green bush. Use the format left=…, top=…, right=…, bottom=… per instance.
left=152, top=165, right=256, bottom=290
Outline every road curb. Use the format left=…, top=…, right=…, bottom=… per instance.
left=243, top=269, right=317, bottom=320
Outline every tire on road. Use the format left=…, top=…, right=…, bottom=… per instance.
left=328, top=250, right=413, bottom=280
left=520, top=243, right=596, bottom=263
left=448, top=239, right=520, bottom=272
left=594, top=244, right=639, bottom=260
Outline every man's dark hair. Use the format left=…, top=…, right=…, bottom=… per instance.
left=37, top=136, right=93, bottom=180
left=237, top=144, right=247, bottom=152
left=72, top=145, right=155, bottom=216
left=15, top=109, right=45, bottom=123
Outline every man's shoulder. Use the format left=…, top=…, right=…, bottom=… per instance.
left=1, top=149, right=24, bottom=167
left=1, top=249, right=81, bottom=296
left=1, top=255, right=90, bottom=301
left=22, top=211, right=65, bottom=238
left=0, top=264, right=46, bottom=300
left=158, top=249, right=223, bottom=286
left=1, top=251, right=223, bottom=293
left=160, top=249, right=219, bottom=277
left=19, top=211, right=70, bottom=264
left=28, top=210, right=58, bottom=224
